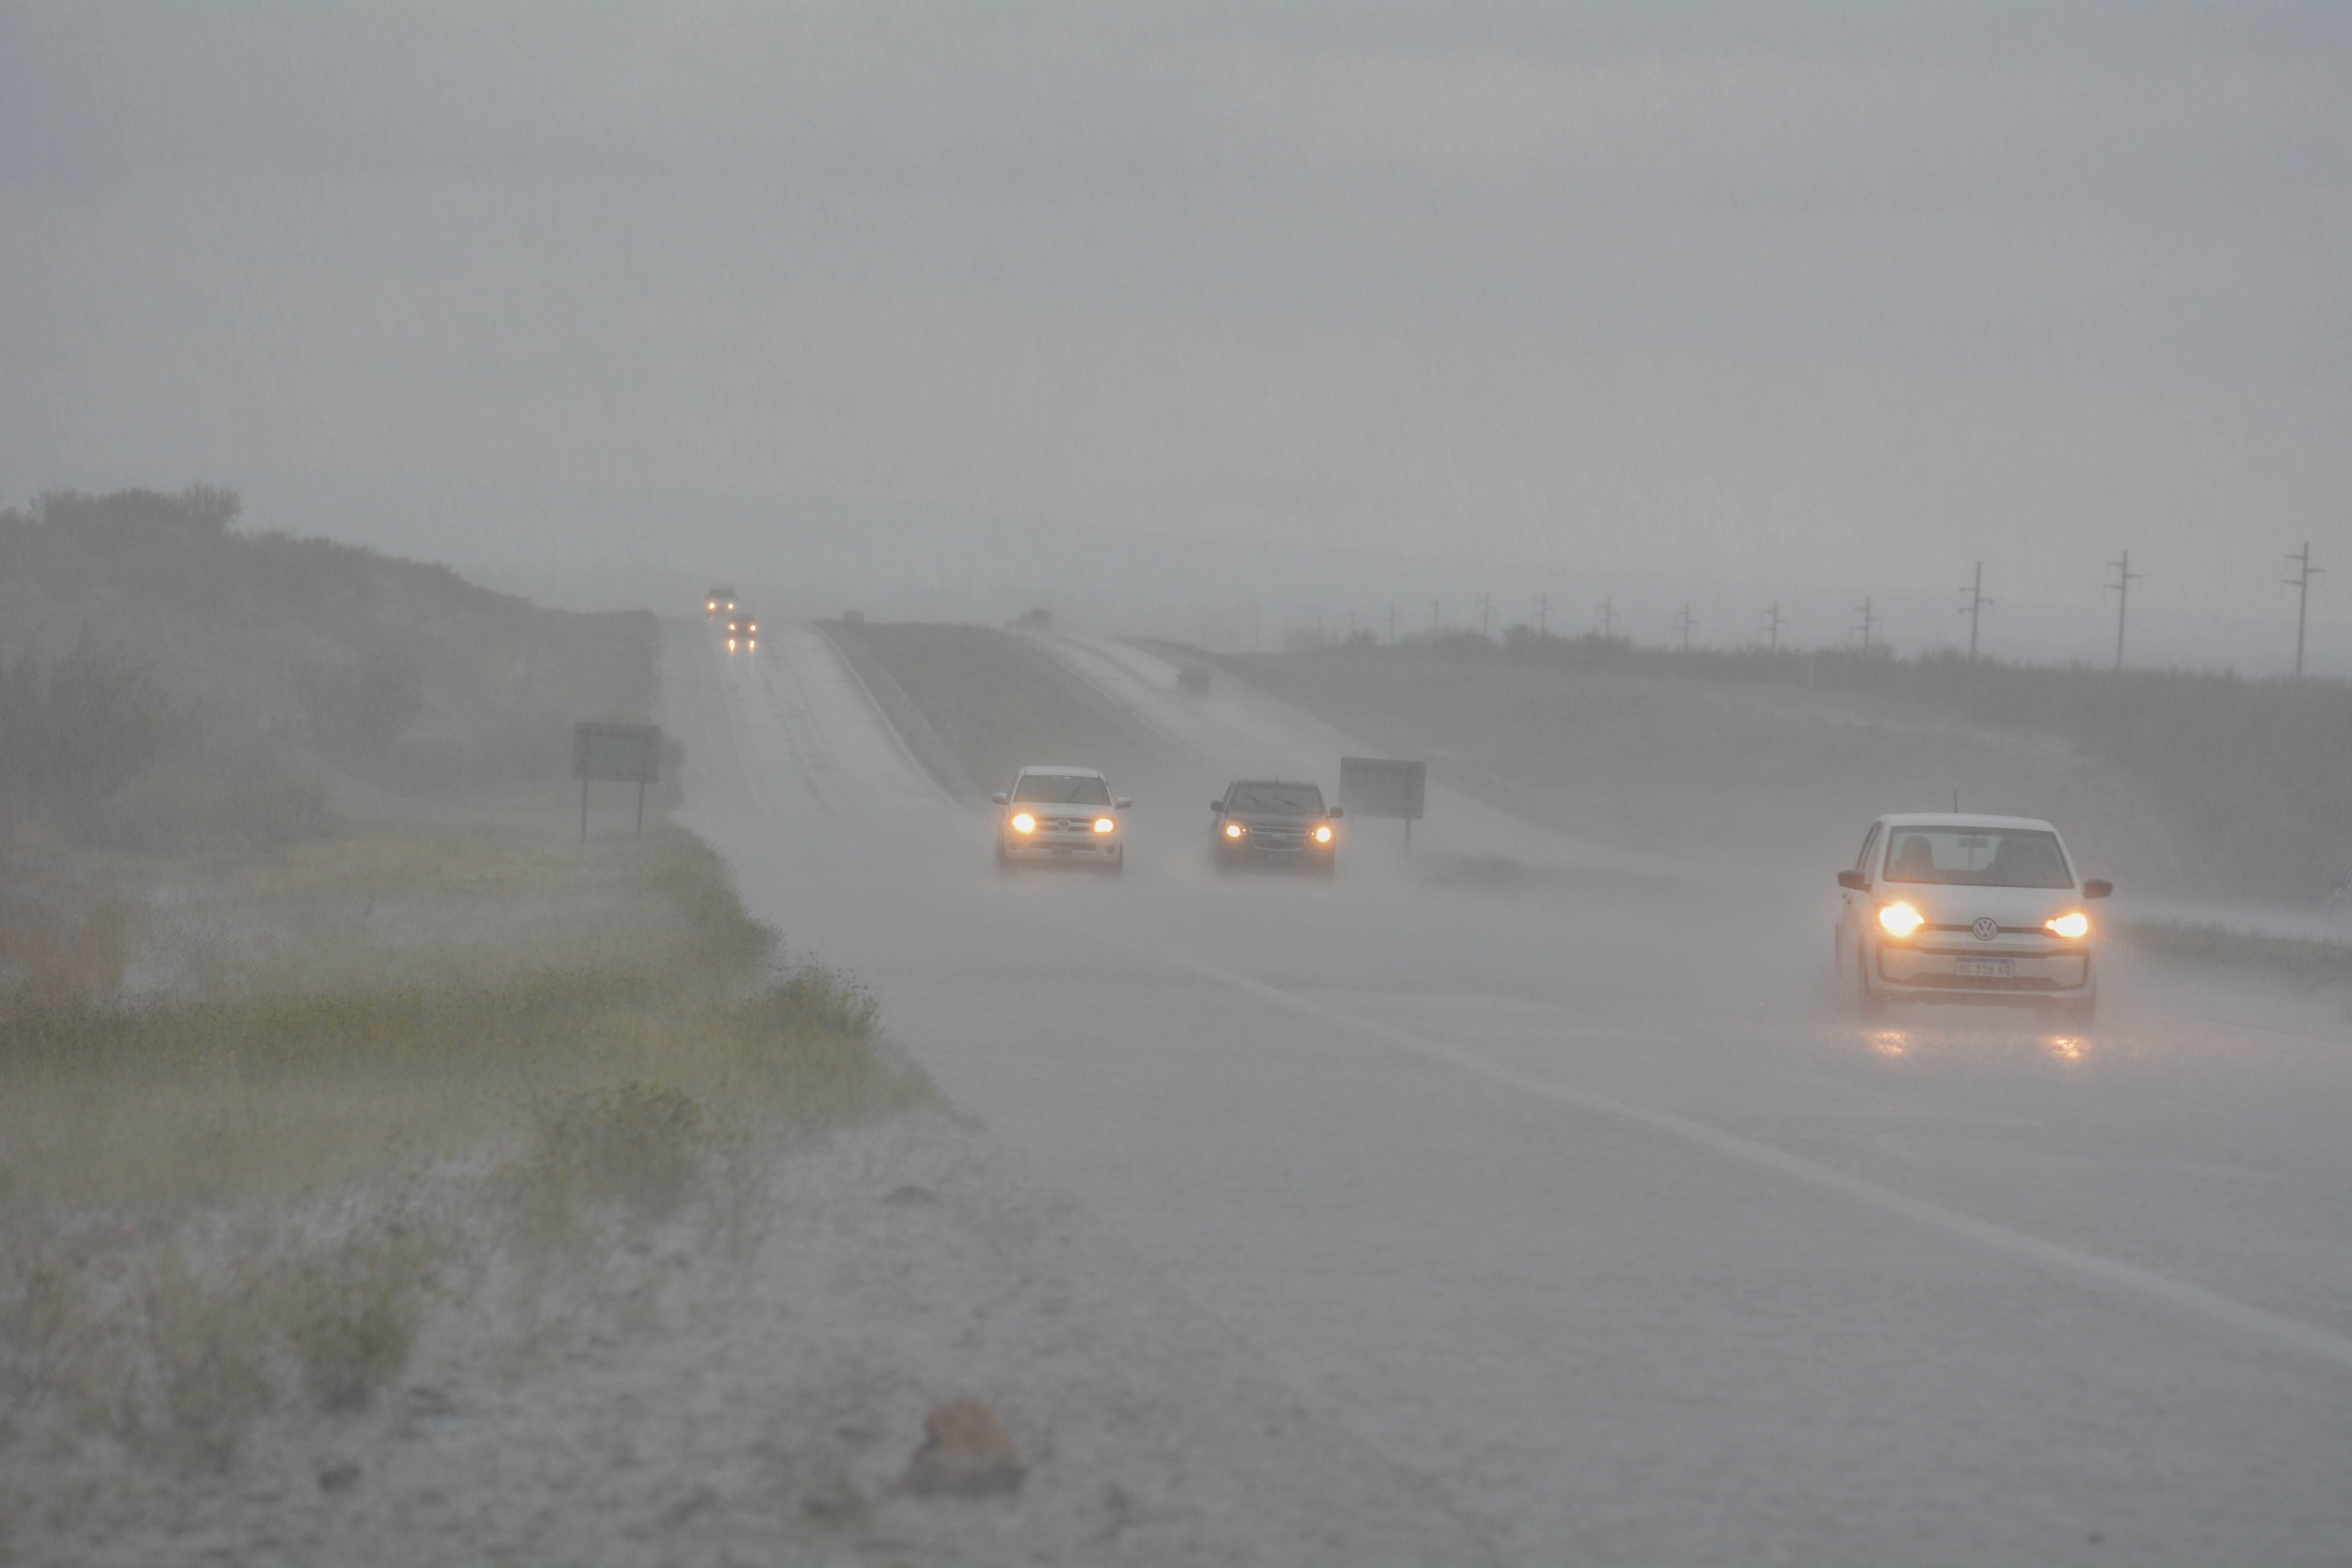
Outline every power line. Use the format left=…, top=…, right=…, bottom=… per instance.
left=2106, top=550, right=2144, bottom=671
left=1851, top=597, right=1881, bottom=651
left=1959, top=561, right=1994, bottom=661
left=2285, top=542, right=2323, bottom=681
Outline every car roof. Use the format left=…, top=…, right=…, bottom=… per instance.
left=1015, top=764, right=1105, bottom=778
left=1879, top=812, right=2059, bottom=832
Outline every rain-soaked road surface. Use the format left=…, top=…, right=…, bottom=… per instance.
left=666, top=616, right=2352, bottom=1566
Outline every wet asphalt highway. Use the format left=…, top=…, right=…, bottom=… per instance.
left=666, top=617, right=2352, bottom=1566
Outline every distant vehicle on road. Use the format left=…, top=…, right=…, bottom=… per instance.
left=993, top=766, right=1129, bottom=874
left=705, top=585, right=736, bottom=616
left=723, top=611, right=759, bottom=653
left=1176, top=665, right=1213, bottom=695
left=1211, top=780, right=1342, bottom=877
left=1835, top=813, right=2109, bottom=1020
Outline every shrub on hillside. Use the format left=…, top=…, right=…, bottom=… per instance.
left=0, top=632, right=192, bottom=813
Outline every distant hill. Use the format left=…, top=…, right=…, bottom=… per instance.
left=1219, top=636, right=2352, bottom=903
left=1, top=487, right=654, bottom=799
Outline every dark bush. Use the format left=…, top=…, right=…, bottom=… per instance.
left=0, top=631, right=192, bottom=813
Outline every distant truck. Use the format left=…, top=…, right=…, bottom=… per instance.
left=705, top=585, right=737, bottom=616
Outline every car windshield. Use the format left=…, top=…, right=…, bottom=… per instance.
left=1880, top=827, right=2073, bottom=888
left=1227, top=783, right=1324, bottom=814
left=1012, top=773, right=1111, bottom=805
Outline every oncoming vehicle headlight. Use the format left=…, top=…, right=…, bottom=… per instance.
left=2046, top=911, right=2090, bottom=940
left=1223, top=821, right=1245, bottom=839
left=1010, top=812, right=1036, bottom=834
left=1093, top=817, right=1116, bottom=834
left=1313, top=823, right=1333, bottom=844
left=726, top=637, right=737, bottom=650
left=1877, top=901, right=1925, bottom=938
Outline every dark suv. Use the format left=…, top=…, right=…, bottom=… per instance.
left=1211, top=780, right=1342, bottom=876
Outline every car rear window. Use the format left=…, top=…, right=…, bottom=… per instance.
left=1227, top=783, right=1324, bottom=814
left=1012, top=774, right=1111, bottom=805
left=1881, top=827, right=2073, bottom=888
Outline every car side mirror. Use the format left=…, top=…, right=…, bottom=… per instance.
left=2082, top=878, right=2113, bottom=899
left=1115, top=797, right=1132, bottom=810
left=991, top=792, right=1009, bottom=805
left=1836, top=869, right=1868, bottom=891
left=1327, top=805, right=1344, bottom=819
left=1210, top=801, right=1224, bottom=812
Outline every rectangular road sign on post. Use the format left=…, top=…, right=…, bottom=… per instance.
left=572, top=722, right=662, bottom=838
left=1338, top=756, right=1426, bottom=847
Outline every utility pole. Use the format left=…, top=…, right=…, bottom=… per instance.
left=1429, top=596, right=1442, bottom=631
left=2286, top=542, right=2323, bottom=681
left=1852, top=597, right=1881, bottom=652
left=1478, top=592, right=1492, bottom=641
left=1959, top=561, right=1994, bottom=660
left=1761, top=600, right=1786, bottom=653
left=1674, top=604, right=1696, bottom=651
left=1387, top=602, right=1398, bottom=644
left=1535, top=592, right=1549, bottom=639
left=1598, top=597, right=1614, bottom=639
left=2106, top=550, right=2143, bottom=671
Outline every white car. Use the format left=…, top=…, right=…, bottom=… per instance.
left=1835, top=813, right=2111, bottom=1020
left=992, top=765, right=1129, bottom=874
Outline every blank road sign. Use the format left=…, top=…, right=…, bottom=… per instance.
left=572, top=723, right=662, bottom=784
left=1338, top=756, right=1425, bottom=821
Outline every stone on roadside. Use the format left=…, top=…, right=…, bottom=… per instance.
left=902, top=1401, right=1025, bottom=1496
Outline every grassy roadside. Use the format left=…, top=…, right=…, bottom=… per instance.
left=0, top=811, right=930, bottom=1488
left=2116, top=920, right=2352, bottom=992
left=2, top=491, right=944, bottom=1503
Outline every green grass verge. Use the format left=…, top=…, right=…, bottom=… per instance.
left=2119, top=920, right=2352, bottom=988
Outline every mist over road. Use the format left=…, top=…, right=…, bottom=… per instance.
left=666, top=618, right=2352, bottom=1565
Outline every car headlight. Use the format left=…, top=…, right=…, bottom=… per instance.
left=1011, top=812, right=1036, bottom=834
left=726, top=637, right=737, bottom=650
left=1313, top=823, right=1333, bottom=844
left=1093, top=817, right=1116, bottom=834
left=1224, top=822, right=1245, bottom=839
left=2045, top=911, right=2090, bottom=940
left=1877, top=901, right=1924, bottom=938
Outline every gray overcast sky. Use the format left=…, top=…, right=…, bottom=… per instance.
left=3, top=2, right=2346, bottom=629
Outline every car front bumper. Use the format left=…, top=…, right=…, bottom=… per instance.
left=1002, top=831, right=1121, bottom=862
left=1215, top=830, right=1335, bottom=868
left=1873, top=941, right=2093, bottom=998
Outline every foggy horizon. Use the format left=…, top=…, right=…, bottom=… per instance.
left=6, top=2, right=2347, bottom=653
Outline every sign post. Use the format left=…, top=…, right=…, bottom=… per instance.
left=1337, top=756, right=1427, bottom=850
left=571, top=722, right=663, bottom=839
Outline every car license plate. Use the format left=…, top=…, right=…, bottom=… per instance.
left=1956, top=957, right=2017, bottom=979
left=1050, top=845, right=1073, bottom=855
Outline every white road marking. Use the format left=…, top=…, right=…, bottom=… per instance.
left=1141, top=946, right=2352, bottom=1376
